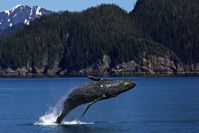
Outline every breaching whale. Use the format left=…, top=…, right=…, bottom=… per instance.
left=56, top=73, right=136, bottom=124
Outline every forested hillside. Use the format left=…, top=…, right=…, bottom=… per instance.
left=0, top=23, right=25, bottom=40
left=0, top=4, right=177, bottom=73
left=130, top=0, right=199, bottom=64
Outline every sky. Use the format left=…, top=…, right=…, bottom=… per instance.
left=0, top=0, right=137, bottom=13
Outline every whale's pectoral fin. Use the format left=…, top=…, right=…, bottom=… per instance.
left=80, top=71, right=105, bottom=81
left=82, top=95, right=106, bottom=117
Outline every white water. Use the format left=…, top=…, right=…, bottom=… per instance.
left=34, top=96, right=94, bottom=126
left=34, top=109, right=94, bottom=126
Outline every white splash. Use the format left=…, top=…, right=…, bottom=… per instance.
left=63, top=119, right=94, bottom=125
left=34, top=95, right=94, bottom=126
left=34, top=96, right=64, bottom=125
left=34, top=106, right=59, bottom=126
left=34, top=107, right=94, bottom=126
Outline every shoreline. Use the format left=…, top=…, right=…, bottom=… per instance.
left=1, top=73, right=199, bottom=78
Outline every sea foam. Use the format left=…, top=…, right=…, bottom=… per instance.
left=34, top=97, right=94, bottom=125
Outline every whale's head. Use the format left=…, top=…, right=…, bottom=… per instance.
left=104, top=80, right=136, bottom=97
left=116, top=80, right=136, bottom=95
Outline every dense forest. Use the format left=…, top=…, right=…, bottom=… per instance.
left=0, top=0, right=198, bottom=73
left=130, top=0, right=199, bottom=64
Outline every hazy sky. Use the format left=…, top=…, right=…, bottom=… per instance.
left=1, top=0, right=137, bottom=13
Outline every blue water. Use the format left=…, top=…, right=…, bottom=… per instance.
left=0, top=77, right=199, bottom=132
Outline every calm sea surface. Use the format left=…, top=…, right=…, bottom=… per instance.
left=0, top=76, right=199, bottom=132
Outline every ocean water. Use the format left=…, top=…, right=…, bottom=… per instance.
left=0, top=76, right=199, bottom=132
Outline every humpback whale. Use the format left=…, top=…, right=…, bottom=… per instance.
left=56, top=73, right=136, bottom=124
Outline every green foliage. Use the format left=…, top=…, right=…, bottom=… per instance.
left=130, top=0, right=199, bottom=64
left=0, top=3, right=181, bottom=72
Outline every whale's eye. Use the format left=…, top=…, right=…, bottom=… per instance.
left=124, top=82, right=130, bottom=85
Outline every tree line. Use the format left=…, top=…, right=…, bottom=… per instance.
left=1, top=2, right=192, bottom=72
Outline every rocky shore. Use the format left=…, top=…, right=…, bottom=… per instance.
left=0, top=51, right=198, bottom=76
left=81, top=52, right=199, bottom=75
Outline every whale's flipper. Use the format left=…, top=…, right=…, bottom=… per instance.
left=80, top=71, right=105, bottom=81
left=82, top=95, right=106, bottom=117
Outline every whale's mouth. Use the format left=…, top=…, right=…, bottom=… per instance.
left=126, top=81, right=136, bottom=90
left=132, top=82, right=137, bottom=88
left=118, top=81, right=136, bottom=95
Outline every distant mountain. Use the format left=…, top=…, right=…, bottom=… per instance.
left=0, top=4, right=52, bottom=30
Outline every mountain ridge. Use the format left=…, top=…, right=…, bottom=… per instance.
left=0, top=4, right=52, bottom=30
